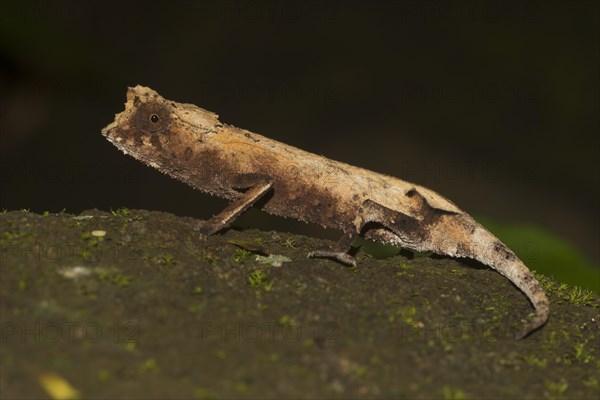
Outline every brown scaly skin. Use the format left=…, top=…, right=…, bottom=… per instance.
left=101, top=86, right=549, bottom=339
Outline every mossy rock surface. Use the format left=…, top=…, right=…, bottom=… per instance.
left=1, top=210, right=598, bottom=399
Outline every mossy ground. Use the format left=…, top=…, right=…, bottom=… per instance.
left=1, top=210, right=598, bottom=399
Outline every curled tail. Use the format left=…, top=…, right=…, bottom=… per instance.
left=517, top=285, right=549, bottom=339
left=428, top=215, right=550, bottom=339
left=469, top=224, right=550, bottom=339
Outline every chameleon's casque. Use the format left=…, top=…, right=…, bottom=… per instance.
left=102, top=85, right=549, bottom=339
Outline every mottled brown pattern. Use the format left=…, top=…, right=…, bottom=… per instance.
left=101, top=85, right=549, bottom=338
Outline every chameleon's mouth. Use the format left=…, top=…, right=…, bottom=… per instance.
left=101, top=115, right=121, bottom=139
left=100, top=124, right=113, bottom=139
left=100, top=120, right=135, bottom=156
left=102, top=133, right=130, bottom=156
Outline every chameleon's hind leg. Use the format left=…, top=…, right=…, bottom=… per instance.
left=308, top=199, right=409, bottom=266
left=307, top=230, right=359, bottom=266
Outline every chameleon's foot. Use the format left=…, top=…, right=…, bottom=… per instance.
left=193, top=225, right=208, bottom=242
left=194, top=220, right=218, bottom=236
left=307, top=250, right=357, bottom=267
left=308, top=230, right=359, bottom=266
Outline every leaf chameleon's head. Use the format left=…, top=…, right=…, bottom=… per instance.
left=101, top=85, right=221, bottom=170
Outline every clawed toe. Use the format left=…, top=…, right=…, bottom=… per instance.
left=308, top=250, right=357, bottom=267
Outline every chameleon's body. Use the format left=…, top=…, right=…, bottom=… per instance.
left=102, top=86, right=549, bottom=338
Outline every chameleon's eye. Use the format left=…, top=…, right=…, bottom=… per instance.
left=132, top=101, right=171, bottom=135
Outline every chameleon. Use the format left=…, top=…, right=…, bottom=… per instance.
left=101, top=85, right=549, bottom=339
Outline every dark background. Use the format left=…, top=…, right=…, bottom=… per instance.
left=1, top=2, right=598, bottom=267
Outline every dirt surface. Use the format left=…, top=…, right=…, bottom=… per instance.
left=1, top=209, right=598, bottom=399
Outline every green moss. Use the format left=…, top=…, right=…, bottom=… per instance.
left=110, top=207, right=143, bottom=223
left=534, top=273, right=598, bottom=307
left=389, top=306, right=420, bottom=328
left=94, top=267, right=134, bottom=287
left=450, top=268, right=467, bottom=276
left=77, top=249, right=93, bottom=261
left=564, top=286, right=596, bottom=306
left=97, top=370, right=110, bottom=382
left=523, top=354, right=548, bottom=368
left=193, top=388, right=218, bottom=400
left=582, top=376, right=598, bottom=389
left=138, top=358, right=159, bottom=374
left=277, top=315, right=296, bottom=328
left=158, top=253, right=176, bottom=265
left=234, top=382, right=249, bottom=394
left=191, top=286, right=203, bottom=295
left=111, top=273, right=134, bottom=287
left=442, top=386, right=467, bottom=400
left=354, top=365, right=367, bottom=378
left=188, top=304, right=204, bottom=314
left=201, top=250, right=220, bottom=266
left=369, top=355, right=382, bottom=365
left=248, top=269, right=273, bottom=292
left=80, top=232, right=104, bottom=248
left=396, top=262, right=415, bottom=277
left=233, top=248, right=252, bottom=264
left=545, top=378, right=568, bottom=397
left=572, top=341, right=594, bottom=364
left=110, top=207, right=130, bottom=216
left=1, top=231, right=33, bottom=241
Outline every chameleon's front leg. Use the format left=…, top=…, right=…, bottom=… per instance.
left=194, top=175, right=273, bottom=236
